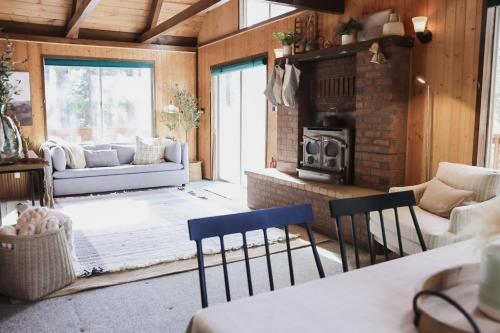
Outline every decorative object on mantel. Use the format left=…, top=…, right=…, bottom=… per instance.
left=383, top=13, right=405, bottom=36
left=337, top=17, right=363, bottom=45
left=172, top=85, right=203, bottom=143
left=358, top=9, right=392, bottom=42
left=294, top=12, right=318, bottom=54
left=272, top=31, right=300, bottom=57
left=413, top=16, right=433, bottom=44
left=368, top=42, right=386, bottom=64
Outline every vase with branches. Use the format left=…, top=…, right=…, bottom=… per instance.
left=172, top=85, right=203, bottom=143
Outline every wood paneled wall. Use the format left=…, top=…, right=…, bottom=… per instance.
left=197, top=0, right=484, bottom=185
left=0, top=40, right=196, bottom=200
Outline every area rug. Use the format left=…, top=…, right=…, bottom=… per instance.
left=55, top=187, right=298, bottom=276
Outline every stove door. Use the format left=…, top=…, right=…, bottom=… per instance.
left=303, top=135, right=321, bottom=169
left=321, top=136, right=345, bottom=172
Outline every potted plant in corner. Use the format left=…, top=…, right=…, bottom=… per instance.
left=337, top=17, right=362, bottom=45
left=172, top=85, right=204, bottom=181
left=273, top=31, right=300, bottom=57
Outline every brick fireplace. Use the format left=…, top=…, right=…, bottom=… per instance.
left=276, top=37, right=413, bottom=192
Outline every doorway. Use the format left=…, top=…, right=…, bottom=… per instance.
left=212, top=58, right=267, bottom=186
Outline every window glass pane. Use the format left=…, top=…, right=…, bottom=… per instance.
left=44, top=63, right=153, bottom=143
left=270, top=3, right=295, bottom=17
left=245, top=0, right=270, bottom=27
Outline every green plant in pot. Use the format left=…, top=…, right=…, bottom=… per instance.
left=172, top=85, right=203, bottom=144
left=273, top=31, right=300, bottom=56
left=337, top=17, right=363, bottom=45
left=0, top=40, right=23, bottom=164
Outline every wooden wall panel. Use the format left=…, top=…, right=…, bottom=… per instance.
left=198, top=0, right=239, bottom=44
left=0, top=40, right=196, bottom=200
left=197, top=0, right=484, bottom=185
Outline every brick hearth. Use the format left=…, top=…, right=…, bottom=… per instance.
left=246, top=169, right=381, bottom=247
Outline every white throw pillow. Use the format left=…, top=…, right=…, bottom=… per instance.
left=51, top=146, right=66, bottom=171
left=133, top=137, right=165, bottom=165
left=165, top=141, right=182, bottom=164
left=358, top=9, right=392, bottom=41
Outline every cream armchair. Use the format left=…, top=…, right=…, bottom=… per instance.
left=370, top=162, right=500, bottom=254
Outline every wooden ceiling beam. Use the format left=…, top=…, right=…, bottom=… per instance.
left=146, top=0, right=164, bottom=31
left=138, top=0, right=222, bottom=43
left=0, top=32, right=196, bottom=53
left=66, top=0, right=101, bottom=38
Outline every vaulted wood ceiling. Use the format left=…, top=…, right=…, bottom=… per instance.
left=0, top=0, right=226, bottom=49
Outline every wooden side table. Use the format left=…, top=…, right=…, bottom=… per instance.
left=0, top=162, right=46, bottom=226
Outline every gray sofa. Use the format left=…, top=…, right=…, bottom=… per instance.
left=42, top=143, right=189, bottom=197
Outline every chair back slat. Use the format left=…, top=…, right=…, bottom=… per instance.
left=393, top=208, right=404, bottom=257
left=350, top=215, right=360, bottom=269
left=329, top=191, right=426, bottom=273
left=241, top=233, right=253, bottom=296
left=189, top=204, right=324, bottom=308
left=263, top=229, right=275, bottom=291
left=364, top=212, right=375, bottom=265
left=284, top=225, right=295, bottom=286
left=378, top=210, right=389, bottom=260
left=219, top=236, right=231, bottom=302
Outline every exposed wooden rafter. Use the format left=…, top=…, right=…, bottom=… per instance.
left=66, top=0, right=101, bottom=38
left=146, top=0, right=164, bottom=32
left=138, top=0, right=222, bottom=43
left=0, top=32, right=196, bottom=53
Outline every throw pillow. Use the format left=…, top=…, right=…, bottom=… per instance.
left=165, top=141, right=182, bottom=164
left=419, top=178, right=475, bottom=218
left=84, top=149, right=120, bottom=168
left=111, top=144, right=135, bottom=165
left=357, top=9, right=392, bottom=41
left=133, top=137, right=165, bottom=165
left=51, top=146, right=66, bottom=171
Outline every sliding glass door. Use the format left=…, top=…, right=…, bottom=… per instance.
left=212, top=60, right=267, bottom=185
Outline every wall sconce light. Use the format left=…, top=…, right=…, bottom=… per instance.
left=412, top=16, right=432, bottom=44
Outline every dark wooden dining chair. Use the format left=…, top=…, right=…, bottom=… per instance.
left=329, top=190, right=427, bottom=272
left=188, top=204, right=325, bottom=308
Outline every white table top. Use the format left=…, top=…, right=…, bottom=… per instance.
left=186, top=240, right=479, bottom=333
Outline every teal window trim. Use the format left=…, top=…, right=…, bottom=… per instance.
left=44, top=57, right=153, bottom=69
left=211, top=56, right=267, bottom=76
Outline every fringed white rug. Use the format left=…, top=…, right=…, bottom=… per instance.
left=55, top=187, right=295, bottom=276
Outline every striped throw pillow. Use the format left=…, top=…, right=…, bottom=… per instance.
left=133, top=137, right=165, bottom=165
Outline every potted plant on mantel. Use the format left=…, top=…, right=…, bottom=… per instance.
left=337, top=17, right=363, bottom=45
left=273, top=31, right=300, bottom=57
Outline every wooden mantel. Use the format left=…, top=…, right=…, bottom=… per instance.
left=276, top=36, right=414, bottom=64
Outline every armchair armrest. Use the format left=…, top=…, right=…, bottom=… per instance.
left=449, top=196, right=500, bottom=234
left=389, top=181, right=430, bottom=204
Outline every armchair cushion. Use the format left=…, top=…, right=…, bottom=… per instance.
left=449, top=196, right=500, bottom=234
left=419, top=178, right=474, bottom=218
left=436, top=162, right=500, bottom=202
left=389, top=182, right=429, bottom=204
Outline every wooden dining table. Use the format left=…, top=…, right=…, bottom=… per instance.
left=186, top=240, right=480, bottom=333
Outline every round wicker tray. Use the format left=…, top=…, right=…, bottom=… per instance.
left=414, top=264, right=500, bottom=333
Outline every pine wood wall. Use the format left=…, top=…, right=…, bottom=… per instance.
left=197, top=0, right=484, bottom=185
left=0, top=41, right=196, bottom=199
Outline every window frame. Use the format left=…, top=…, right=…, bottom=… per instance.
left=239, top=0, right=296, bottom=29
left=41, top=56, right=156, bottom=144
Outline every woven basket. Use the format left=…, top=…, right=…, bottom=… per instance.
left=0, top=226, right=76, bottom=301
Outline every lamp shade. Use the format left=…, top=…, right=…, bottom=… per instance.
left=412, top=16, right=428, bottom=33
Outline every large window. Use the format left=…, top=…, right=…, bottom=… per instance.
left=240, top=0, right=295, bottom=28
left=44, top=58, right=154, bottom=143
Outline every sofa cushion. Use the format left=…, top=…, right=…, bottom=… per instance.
left=84, top=149, right=120, bottom=168
left=111, top=144, right=135, bottom=165
left=419, top=178, right=475, bottom=218
left=370, top=206, right=450, bottom=252
left=134, top=137, right=165, bottom=165
left=51, top=146, right=66, bottom=171
left=165, top=141, right=181, bottom=164
left=53, top=162, right=183, bottom=179
left=436, top=162, right=500, bottom=202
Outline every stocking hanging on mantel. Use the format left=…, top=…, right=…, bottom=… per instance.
left=282, top=64, right=301, bottom=107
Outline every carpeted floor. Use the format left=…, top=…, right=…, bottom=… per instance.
left=0, top=242, right=356, bottom=333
